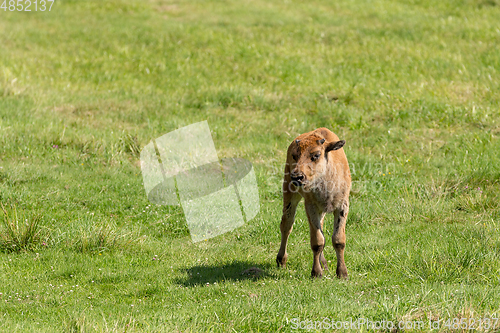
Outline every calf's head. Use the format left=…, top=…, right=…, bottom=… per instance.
left=289, top=134, right=345, bottom=187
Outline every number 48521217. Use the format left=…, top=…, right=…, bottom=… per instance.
left=1, top=0, right=55, bottom=11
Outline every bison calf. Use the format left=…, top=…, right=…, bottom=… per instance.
left=276, top=128, right=351, bottom=278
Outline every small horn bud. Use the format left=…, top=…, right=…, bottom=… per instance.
left=318, top=138, right=326, bottom=145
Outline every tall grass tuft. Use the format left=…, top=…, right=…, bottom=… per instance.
left=63, top=311, right=88, bottom=333
left=0, top=203, right=45, bottom=253
left=118, top=132, right=141, bottom=157
left=72, top=222, right=142, bottom=253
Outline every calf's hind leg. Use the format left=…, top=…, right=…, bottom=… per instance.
left=332, top=202, right=349, bottom=279
left=305, top=201, right=326, bottom=278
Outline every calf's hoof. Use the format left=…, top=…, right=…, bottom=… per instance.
left=311, top=267, right=323, bottom=278
left=336, top=266, right=349, bottom=280
left=276, top=254, right=288, bottom=268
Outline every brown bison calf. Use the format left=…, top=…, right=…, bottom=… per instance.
left=276, top=128, right=351, bottom=278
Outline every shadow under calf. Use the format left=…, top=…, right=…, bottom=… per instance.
left=175, top=260, right=272, bottom=286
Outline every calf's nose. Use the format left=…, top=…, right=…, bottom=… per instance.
left=290, top=170, right=305, bottom=185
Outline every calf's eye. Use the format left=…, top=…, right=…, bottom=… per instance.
left=311, top=154, right=321, bottom=161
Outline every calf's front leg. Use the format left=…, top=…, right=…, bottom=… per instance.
left=305, top=201, right=326, bottom=278
left=276, top=189, right=301, bottom=268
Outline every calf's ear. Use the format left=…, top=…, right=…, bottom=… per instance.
left=325, top=140, right=345, bottom=153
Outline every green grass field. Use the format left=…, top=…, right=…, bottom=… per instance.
left=1, top=0, right=500, bottom=331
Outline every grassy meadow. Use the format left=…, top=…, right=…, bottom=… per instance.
left=1, top=0, right=500, bottom=331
